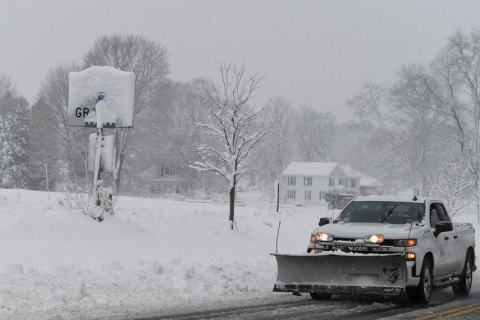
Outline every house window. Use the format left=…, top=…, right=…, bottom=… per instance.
left=287, top=190, right=296, bottom=199
left=351, top=179, right=356, bottom=188
left=287, top=176, right=296, bottom=185
left=339, top=178, right=345, bottom=186
left=329, top=177, right=334, bottom=187
left=305, top=190, right=311, bottom=200
left=320, top=191, right=326, bottom=200
left=304, top=177, right=312, bottom=186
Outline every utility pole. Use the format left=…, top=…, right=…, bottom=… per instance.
left=44, top=163, right=49, bottom=192
left=274, top=181, right=280, bottom=213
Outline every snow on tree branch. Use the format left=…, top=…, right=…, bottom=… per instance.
left=188, top=63, right=273, bottom=229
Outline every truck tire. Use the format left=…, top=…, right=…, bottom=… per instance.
left=452, top=251, right=473, bottom=296
left=406, top=257, right=432, bottom=304
left=310, top=292, right=332, bottom=300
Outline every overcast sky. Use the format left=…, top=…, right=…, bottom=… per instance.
left=1, top=0, right=480, bottom=122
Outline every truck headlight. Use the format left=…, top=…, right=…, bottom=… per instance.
left=366, top=234, right=384, bottom=244
left=394, top=239, right=417, bottom=247
left=316, top=233, right=333, bottom=242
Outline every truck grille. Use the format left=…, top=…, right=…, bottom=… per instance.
left=333, top=237, right=395, bottom=246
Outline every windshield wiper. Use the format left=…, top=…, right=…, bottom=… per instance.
left=378, top=204, right=397, bottom=223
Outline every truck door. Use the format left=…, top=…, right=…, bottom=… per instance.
left=430, top=203, right=458, bottom=276
left=436, top=203, right=461, bottom=273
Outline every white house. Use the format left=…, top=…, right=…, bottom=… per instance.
left=281, top=162, right=361, bottom=204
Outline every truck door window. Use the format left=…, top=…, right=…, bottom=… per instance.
left=435, top=203, right=451, bottom=223
left=430, top=204, right=440, bottom=227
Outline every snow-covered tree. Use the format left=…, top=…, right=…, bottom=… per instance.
left=427, top=144, right=476, bottom=216
left=0, top=75, right=30, bottom=188
left=425, top=29, right=480, bottom=213
left=190, top=63, right=272, bottom=229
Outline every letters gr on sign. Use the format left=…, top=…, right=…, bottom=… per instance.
left=76, top=108, right=90, bottom=118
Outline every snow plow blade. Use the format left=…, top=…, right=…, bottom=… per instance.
left=273, top=253, right=407, bottom=296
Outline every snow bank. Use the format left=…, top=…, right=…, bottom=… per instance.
left=2, top=189, right=479, bottom=319
left=0, top=189, right=317, bottom=319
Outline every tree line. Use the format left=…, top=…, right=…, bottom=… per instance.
left=0, top=33, right=335, bottom=203
left=5, top=28, right=479, bottom=217
left=346, top=28, right=480, bottom=215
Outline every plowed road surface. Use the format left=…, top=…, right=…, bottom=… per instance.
left=136, top=290, right=480, bottom=320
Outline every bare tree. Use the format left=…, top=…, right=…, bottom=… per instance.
left=190, top=63, right=272, bottom=230
left=294, top=105, right=335, bottom=161
left=148, top=80, right=199, bottom=164
left=36, top=64, right=85, bottom=185
left=390, top=65, right=443, bottom=194
left=125, top=80, right=201, bottom=192
left=348, top=69, right=441, bottom=196
left=83, top=34, right=169, bottom=192
left=255, top=96, right=296, bottom=194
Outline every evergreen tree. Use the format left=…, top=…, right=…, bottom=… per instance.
left=0, top=75, right=30, bottom=188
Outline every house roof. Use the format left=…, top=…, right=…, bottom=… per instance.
left=281, top=162, right=340, bottom=176
left=340, top=164, right=358, bottom=177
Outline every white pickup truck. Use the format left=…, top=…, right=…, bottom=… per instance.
left=273, top=196, right=476, bottom=304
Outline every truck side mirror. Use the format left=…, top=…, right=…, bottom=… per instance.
left=319, top=217, right=332, bottom=226
left=434, top=221, right=453, bottom=237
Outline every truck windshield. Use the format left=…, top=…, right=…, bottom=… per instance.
left=335, top=201, right=425, bottom=224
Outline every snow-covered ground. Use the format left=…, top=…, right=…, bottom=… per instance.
left=1, top=189, right=479, bottom=319
left=0, top=189, right=325, bottom=319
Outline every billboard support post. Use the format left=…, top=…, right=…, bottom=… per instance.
left=93, top=127, right=104, bottom=207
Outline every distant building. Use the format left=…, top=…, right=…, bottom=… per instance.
left=281, top=162, right=360, bottom=204
left=359, top=174, right=384, bottom=196
left=146, top=164, right=188, bottom=195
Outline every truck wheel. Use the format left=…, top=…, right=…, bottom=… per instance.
left=310, top=292, right=332, bottom=300
left=452, top=251, right=473, bottom=296
left=406, top=258, right=432, bottom=304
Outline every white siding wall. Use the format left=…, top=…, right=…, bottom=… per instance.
left=283, top=175, right=360, bottom=205
left=284, top=175, right=332, bottom=204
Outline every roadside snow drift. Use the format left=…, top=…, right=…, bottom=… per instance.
left=0, top=189, right=319, bottom=319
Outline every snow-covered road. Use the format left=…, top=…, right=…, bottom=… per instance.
left=142, top=288, right=480, bottom=320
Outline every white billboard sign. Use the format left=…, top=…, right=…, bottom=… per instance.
left=68, top=66, right=135, bottom=128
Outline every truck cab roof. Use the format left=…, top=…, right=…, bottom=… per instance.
left=354, top=195, right=432, bottom=204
